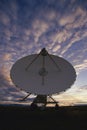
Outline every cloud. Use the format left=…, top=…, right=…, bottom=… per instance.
left=59, top=14, right=75, bottom=26
left=52, top=45, right=61, bottom=52
left=0, top=72, right=27, bottom=101
left=0, top=0, right=87, bottom=104
left=53, top=85, right=87, bottom=106
left=59, top=7, right=87, bottom=26
left=0, top=11, right=10, bottom=26
left=74, top=60, right=87, bottom=73
left=3, top=53, right=12, bottom=61
left=32, top=19, right=49, bottom=43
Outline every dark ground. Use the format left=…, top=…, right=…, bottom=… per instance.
left=0, top=105, right=87, bottom=130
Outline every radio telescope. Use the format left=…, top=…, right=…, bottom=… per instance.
left=10, top=48, right=76, bottom=107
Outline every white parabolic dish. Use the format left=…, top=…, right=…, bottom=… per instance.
left=10, top=49, right=76, bottom=95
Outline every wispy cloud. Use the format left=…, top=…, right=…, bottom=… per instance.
left=74, top=59, right=87, bottom=73
left=0, top=0, right=87, bottom=104
left=53, top=85, right=87, bottom=106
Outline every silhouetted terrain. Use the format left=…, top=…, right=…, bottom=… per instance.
left=0, top=105, right=87, bottom=130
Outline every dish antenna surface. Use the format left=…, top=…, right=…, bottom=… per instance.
left=10, top=48, right=76, bottom=107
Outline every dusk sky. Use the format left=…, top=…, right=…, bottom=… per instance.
left=0, top=0, right=87, bottom=106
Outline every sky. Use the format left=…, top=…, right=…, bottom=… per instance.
left=0, top=0, right=87, bottom=106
